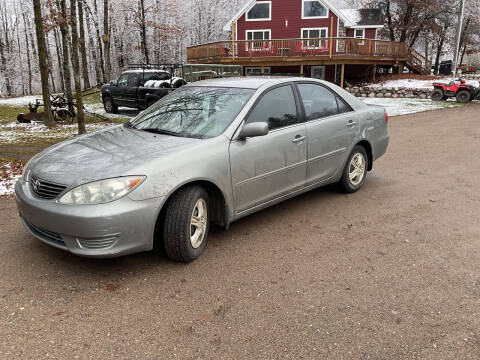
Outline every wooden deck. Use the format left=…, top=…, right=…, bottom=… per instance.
left=186, top=38, right=430, bottom=74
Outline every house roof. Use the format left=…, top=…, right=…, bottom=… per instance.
left=341, top=8, right=384, bottom=28
left=222, top=0, right=354, bottom=31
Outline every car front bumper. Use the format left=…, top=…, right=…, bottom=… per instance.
left=15, top=179, right=163, bottom=258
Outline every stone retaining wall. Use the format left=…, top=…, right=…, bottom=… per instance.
left=345, top=86, right=432, bottom=98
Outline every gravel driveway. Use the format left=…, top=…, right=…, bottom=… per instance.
left=1, top=104, right=480, bottom=359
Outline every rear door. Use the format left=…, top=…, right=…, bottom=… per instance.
left=296, top=82, right=357, bottom=185
left=112, top=73, right=129, bottom=105
left=229, top=84, right=307, bottom=213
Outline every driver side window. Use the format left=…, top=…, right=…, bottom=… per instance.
left=246, top=85, right=298, bottom=130
left=117, top=74, right=128, bottom=87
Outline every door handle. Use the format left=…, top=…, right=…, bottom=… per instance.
left=292, top=135, right=306, bottom=143
left=346, top=120, right=357, bottom=127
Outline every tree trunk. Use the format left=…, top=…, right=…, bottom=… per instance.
left=459, top=43, right=467, bottom=67
left=53, top=28, right=65, bottom=93
left=103, top=0, right=111, bottom=81
left=23, top=13, right=33, bottom=95
left=16, top=19, right=26, bottom=96
left=45, top=32, right=56, bottom=93
left=70, top=0, right=86, bottom=135
left=84, top=7, right=102, bottom=85
left=32, top=0, right=55, bottom=127
left=399, top=0, right=414, bottom=43
left=59, top=0, right=73, bottom=103
left=139, top=0, right=149, bottom=64
left=78, top=0, right=90, bottom=89
left=434, top=38, right=444, bottom=74
left=92, top=0, right=105, bottom=82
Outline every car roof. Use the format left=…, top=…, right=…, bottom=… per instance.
left=185, top=77, right=308, bottom=89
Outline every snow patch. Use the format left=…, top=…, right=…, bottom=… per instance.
left=0, top=162, right=22, bottom=196
left=363, top=98, right=460, bottom=116
left=0, top=95, right=41, bottom=107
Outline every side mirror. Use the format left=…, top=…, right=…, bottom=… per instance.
left=238, top=122, right=269, bottom=140
left=110, top=80, right=118, bottom=86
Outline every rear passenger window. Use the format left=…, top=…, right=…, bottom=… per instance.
left=298, top=83, right=338, bottom=120
left=247, top=85, right=298, bottom=130
left=127, top=74, right=139, bottom=87
left=336, top=96, right=352, bottom=114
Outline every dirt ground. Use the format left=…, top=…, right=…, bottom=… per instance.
left=1, top=104, right=480, bottom=359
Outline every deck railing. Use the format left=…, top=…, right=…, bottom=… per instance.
left=186, top=37, right=429, bottom=73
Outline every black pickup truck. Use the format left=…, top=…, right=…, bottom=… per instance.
left=101, top=69, right=186, bottom=113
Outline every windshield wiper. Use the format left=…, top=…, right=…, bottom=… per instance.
left=140, top=128, right=183, bottom=137
left=139, top=127, right=207, bottom=139
left=123, top=121, right=136, bottom=129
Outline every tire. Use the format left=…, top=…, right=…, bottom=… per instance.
left=431, top=88, right=444, bottom=101
left=163, top=186, right=210, bottom=262
left=103, top=96, right=118, bottom=114
left=456, top=90, right=471, bottom=103
left=338, top=145, right=369, bottom=193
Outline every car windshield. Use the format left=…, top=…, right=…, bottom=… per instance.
left=132, top=86, right=254, bottom=138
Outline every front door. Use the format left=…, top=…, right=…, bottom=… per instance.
left=296, top=82, right=356, bottom=184
left=311, top=66, right=325, bottom=80
left=229, top=84, right=307, bottom=213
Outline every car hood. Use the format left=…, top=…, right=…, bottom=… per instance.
left=29, top=125, right=202, bottom=186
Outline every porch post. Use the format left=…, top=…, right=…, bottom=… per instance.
left=329, top=16, right=333, bottom=58
left=372, top=64, right=376, bottom=82
left=261, top=65, right=265, bottom=74
left=231, top=21, right=235, bottom=60
left=340, top=63, right=345, bottom=88
left=300, top=64, right=304, bottom=76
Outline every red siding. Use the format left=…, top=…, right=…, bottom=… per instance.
left=236, top=0, right=338, bottom=40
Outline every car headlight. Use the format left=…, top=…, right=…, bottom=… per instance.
left=58, top=176, right=146, bottom=205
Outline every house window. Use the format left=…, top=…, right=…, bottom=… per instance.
left=302, top=0, right=328, bottom=19
left=354, top=29, right=365, bottom=38
left=301, top=28, right=328, bottom=48
left=354, top=29, right=365, bottom=45
left=246, top=30, right=271, bottom=50
left=246, top=1, right=271, bottom=21
left=245, top=67, right=271, bottom=76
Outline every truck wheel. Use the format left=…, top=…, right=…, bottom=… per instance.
left=163, top=186, right=210, bottom=262
left=431, top=89, right=444, bottom=101
left=103, top=97, right=118, bottom=114
left=456, top=90, right=471, bottom=103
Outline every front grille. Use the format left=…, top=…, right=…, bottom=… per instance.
left=24, top=220, right=65, bottom=247
left=29, top=175, right=67, bottom=200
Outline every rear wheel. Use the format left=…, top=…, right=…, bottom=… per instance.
left=338, top=146, right=368, bottom=193
left=456, top=90, right=471, bottom=103
left=163, top=186, right=210, bottom=262
left=103, top=97, right=118, bottom=114
left=431, top=88, right=444, bottom=101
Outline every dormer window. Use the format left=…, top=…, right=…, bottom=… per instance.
left=302, top=0, right=328, bottom=19
left=246, top=1, right=271, bottom=21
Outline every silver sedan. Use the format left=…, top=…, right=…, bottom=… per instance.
left=15, top=77, right=389, bottom=262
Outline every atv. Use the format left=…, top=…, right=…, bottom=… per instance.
left=431, top=78, right=480, bottom=103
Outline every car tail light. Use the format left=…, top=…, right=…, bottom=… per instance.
left=385, top=112, right=389, bottom=125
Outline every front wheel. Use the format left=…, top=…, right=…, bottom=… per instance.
left=456, top=90, right=471, bottom=103
left=338, top=146, right=368, bottom=193
left=103, top=97, right=118, bottom=114
left=431, top=88, right=444, bottom=101
left=163, top=186, right=210, bottom=262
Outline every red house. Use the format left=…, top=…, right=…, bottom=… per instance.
left=186, top=0, right=429, bottom=85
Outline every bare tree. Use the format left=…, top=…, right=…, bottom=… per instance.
left=103, top=0, right=111, bottom=81
left=70, top=0, right=86, bottom=134
left=78, top=0, right=91, bottom=89
left=32, top=0, right=55, bottom=127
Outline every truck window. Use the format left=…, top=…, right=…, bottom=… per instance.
left=117, top=74, right=128, bottom=87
